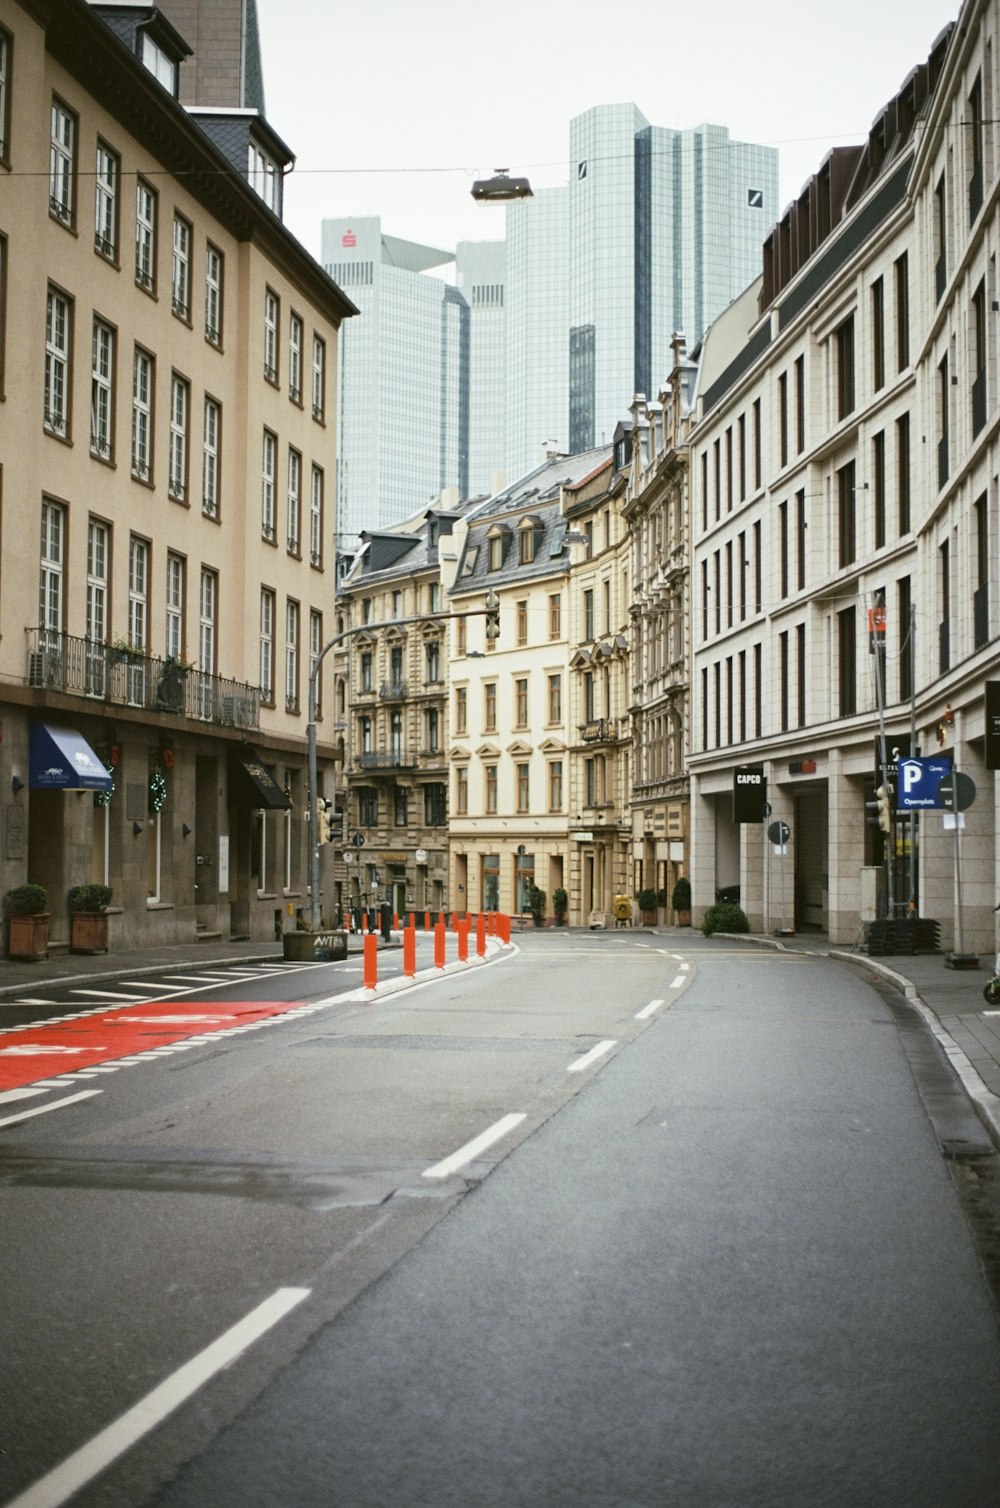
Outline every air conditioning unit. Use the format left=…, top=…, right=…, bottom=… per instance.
left=28, top=649, right=61, bottom=687
left=220, top=695, right=254, bottom=727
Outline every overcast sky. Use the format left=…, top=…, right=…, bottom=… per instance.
left=257, top=0, right=960, bottom=262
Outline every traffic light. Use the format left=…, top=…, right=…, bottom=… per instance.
left=316, top=797, right=334, bottom=844
left=875, top=784, right=893, bottom=833
left=484, top=589, right=500, bottom=642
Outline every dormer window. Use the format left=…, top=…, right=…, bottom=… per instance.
left=141, top=33, right=177, bottom=93
left=249, top=140, right=280, bottom=213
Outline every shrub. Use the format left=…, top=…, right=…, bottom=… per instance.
left=552, top=887, right=568, bottom=915
left=68, top=883, right=113, bottom=912
left=671, top=876, right=692, bottom=911
left=5, top=883, right=49, bottom=915
left=637, top=888, right=657, bottom=913
left=527, top=884, right=546, bottom=916
left=701, top=901, right=750, bottom=936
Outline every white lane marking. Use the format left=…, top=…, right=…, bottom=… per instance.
left=0, top=1045, right=95, bottom=1057
left=69, top=990, right=147, bottom=1001
left=0, top=1090, right=102, bottom=1129
left=162, top=975, right=230, bottom=984
left=119, top=982, right=189, bottom=992
left=114, top=1015, right=228, bottom=1025
left=0, top=1087, right=48, bottom=1105
left=5, top=998, right=61, bottom=1006
left=567, top=1039, right=617, bottom=1073
left=669, top=973, right=686, bottom=990
left=635, top=998, right=665, bottom=1020
left=5, top=1287, right=311, bottom=1508
left=680, top=962, right=690, bottom=972
left=422, top=1112, right=527, bottom=1181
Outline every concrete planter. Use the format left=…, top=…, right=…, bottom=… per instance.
left=283, top=929, right=348, bottom=962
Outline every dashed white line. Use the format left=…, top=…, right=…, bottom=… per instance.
left=567, top=1039, right=617, bottom=1073
left=0, top=1090, right=102, bottom=1129
left=5, top=1286, right=311, bottom=1508
left=635, top=998, right=665, bottom=1020
left=422, top=1112, right=527, bottom=1181
left=0, top=1086, right=48, bottom=1105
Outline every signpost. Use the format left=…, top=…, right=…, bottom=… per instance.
left=767, top=820, right=792, bottom=936
left=940, top=766, right=978, bottom=969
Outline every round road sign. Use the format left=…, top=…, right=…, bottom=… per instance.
left=767, top=820, right=791, bottom=845
left=938, top=772, right=976, bottom=811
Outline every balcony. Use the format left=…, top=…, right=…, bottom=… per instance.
left=355, top=751, right=416, bottom=772
left=379, top=680, right=407, bottom=701
left=579, top=717, right=620, bottom=744
left=25, top=629, right=260, bottom=731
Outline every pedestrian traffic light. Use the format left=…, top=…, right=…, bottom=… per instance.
left=484, top=589, right=500, bottom=642
left=875, top=784, right=893, bottom=833
left=316, top=797, right=334, bottom=844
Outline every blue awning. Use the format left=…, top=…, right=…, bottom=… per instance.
left=29, top=722, right=112, bottom=792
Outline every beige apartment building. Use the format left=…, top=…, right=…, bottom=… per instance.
left=332, top=505, right=463, bottom=922
left=0, top=0, right=354, bottom=949
left=685, top=10, right=1000, bottom=952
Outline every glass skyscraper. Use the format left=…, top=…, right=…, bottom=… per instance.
left=327, top=107, right=777, bottom=528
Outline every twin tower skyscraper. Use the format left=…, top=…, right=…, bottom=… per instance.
left=324, top=104, right=779, bottom=543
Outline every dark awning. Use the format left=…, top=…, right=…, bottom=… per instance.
left=29, top=722, right=112, bottom=792
left=228, top=747, right=290, bottom=809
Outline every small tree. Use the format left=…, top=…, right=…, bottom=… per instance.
left=637, top=888, right=657, bottom=916
left=527, top=884, right=546, bottom=920
left=671, top=877, right=691, bottom=912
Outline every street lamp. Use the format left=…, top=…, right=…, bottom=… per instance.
left=470, top=168, right=533, bottom=203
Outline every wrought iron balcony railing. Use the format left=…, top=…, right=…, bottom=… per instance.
left=355, top=750, right=416, bottom=771
left=25, top=628, right=260, bottom=731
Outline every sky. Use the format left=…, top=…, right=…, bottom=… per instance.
left=256, top=0, right=961, bottom=265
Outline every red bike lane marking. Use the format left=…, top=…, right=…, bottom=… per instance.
left=0, top=1000, right=300, bottom=1091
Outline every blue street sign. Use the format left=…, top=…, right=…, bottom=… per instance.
left=897, top=756, right=953, bottom=809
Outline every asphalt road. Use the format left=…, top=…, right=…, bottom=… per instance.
left=3, top=934, right=1000, bottom=1507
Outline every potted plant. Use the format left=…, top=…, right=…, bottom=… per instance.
left=637, top=887, right=657, bottom=924
left=68, top=883, right=113, bottom=954
left=5, top=884, right=50, bottom=961
left=671, top=876, right=692, bottom=926
left=527, top=884, right=546, bottom=927
left=552, top=887, right=568, bottom=926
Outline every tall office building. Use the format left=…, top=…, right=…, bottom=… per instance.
left=328, top=106, right=777, bottom=522
left=322, top=218, right=469, bottom=542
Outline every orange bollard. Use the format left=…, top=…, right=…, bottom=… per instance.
left=361, top=910, right=368, bottom=932
left=393, top=912, right=399, bottom=930
left=476, top=912, right=486, bottom=957
left=487, top=911, right=495, bottom=936
left=498, top=913, right=509, bottom=944
left=409, top=911, right=415, bottom=930
left=457, top=919, right=468, bottom=962
left=434, top=919, right=446, bottom=969
left=424, top=911, right=431, bottom=932
left=403, top=923, right=416, bottom=977
left=363, top=931, right=378, bottom=990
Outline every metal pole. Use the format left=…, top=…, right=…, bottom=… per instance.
left=870, top=591, right=894, bottom=917
left=908, top=601, right=917, bottom=915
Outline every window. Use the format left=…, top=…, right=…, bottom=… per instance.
left=894, top=253, right=909, bottom=371
left=285, top=599, right=299, bottom=711
left=898, top=576, right=912, bottom=701
left=778, top=371, right=788, bottom=467
left=425, top=640, right=440, bottom=682
left=456, top=765, right=468, bottom=815
left=972, top=279, right=987, bottom=437
left=796, top=623, right=806, bottom=729
left=264, top=288, right=279, bottom=382
left=171, top=215, right=191, bottom=319
left=165, top=554, right=184, bottom=660
left=424, top=783, right=446, bottom=826
left=39, top=500, right=65, bottom=649
left=864, top=431, right=883, bottom=556
left=779, top=501, right=788, bottom=598
left=49, top=99, right=75, bottom=225
left=837, top=606, right=856, bottom=717
left=261, top=430, right=276, bottom=540
left=485, top=764, right=497, bottom=814
left=128, top=535, right=149, bottom=658
left=359, top=715, right=372, bottom=753
left=259, top=588, right=275, bottom=701
left=837, top=460, right=856, bottom=568
left=141, top=31, right=177, bottom=91
left=549, top=593, right=561, bottom=639
left=488, top=533, right=503, bottom=571
left=752, top=398, right=762, bottom=490
left=199, top=568, right=217, bottom=681
left=515, top=599, right=528, bottom=645
left=135, top=179, right=156, bottom=292
left=394, top=787, right=409, bottom=827
left=516, top=763, right=530, bottom=813
left=871, top=278, right=885, bottom=392
left=428, top=581, right=441, bottom=612
left=547, top=673, right=562, bottom=723
left=287, top=448, right=301, bottom=554
left=0, top=28, right=11, bottom=162
left=309, top=611, right=322, bottom=716
left=515, top=677, right=528, bottom=728
left=310, top=465, right=323, bottom=566
left=456, top=615, right=466, bottom=656
left=583, top=588, right=594, bottom=640
left=794, top=356, right=805, bottom=453
left=94, top=141, right=118, bottom=258
left=358, top=787, right=378, bottom=827
left=937, top=354, right=949, bottom=487
left=91, top=318, right=114, bottom=460
left=196, top=397, right=219, bottom=518
left=44, top=287, right=71, bottom=437
left=779, top=630, right=789, bottom=733
left=86, top=519, right=108, bottom=658
left=289, top=313, right=303, bottom=402
left=359, top=651, right=373, bottom=693
left=548, top=760, right=563, bottom=812
left=248, top=139, right=280, bottom=211
left=311, top=334, right=326, bottom=420
left=425, top=707, right=439, bottom=753
left=484, top=682, right=497, bottom=731
left=583, top=671, right=595, bottom=721
left=519, top=527, right=535, bottom=564
left=896, top=412, right=911, bottom=534
left=168, top=374, right=189, bottom=501
left=934, top=174, right=947, bottom=300
left=455, top=685, right=467, bottom=734
left=835, top=315, right=855, bottom=419
left=969, top=72, right=984, bottom=223
left=205, top=244, right=223, bottom=345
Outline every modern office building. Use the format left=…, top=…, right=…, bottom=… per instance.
left=456, top=239, right=508, bottom=502
left=322, top=218, right=471, bottom=543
